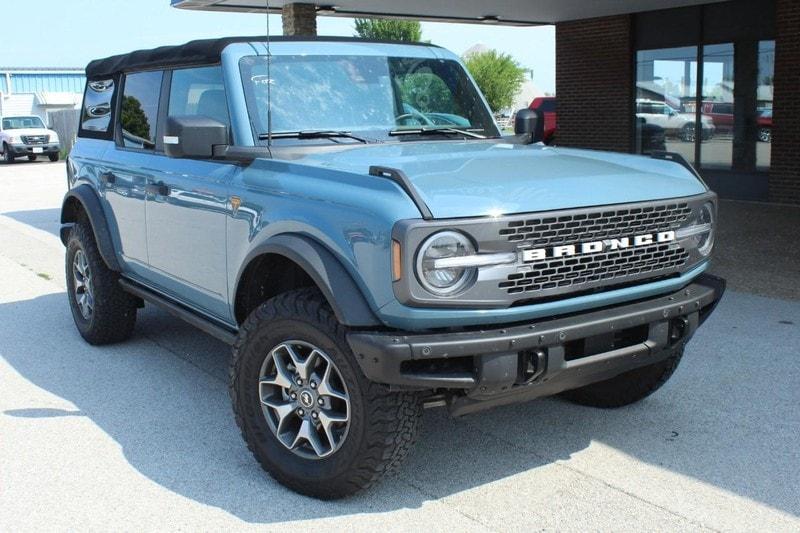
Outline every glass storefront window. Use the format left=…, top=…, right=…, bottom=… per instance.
left=699, top=43, right=734, bottom=170
left=757, top=40, right=774, bottom=170
left=635, top=47, right=697, bottom=161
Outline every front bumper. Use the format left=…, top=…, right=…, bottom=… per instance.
left=348, top=273, right=725, bottom=416
left=9, top=143, right=60, bottom=155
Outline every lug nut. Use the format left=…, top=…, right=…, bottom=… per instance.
left=297, top=408, right=305, bottom=417
left=290, top=392, right=297, bottom=400
left=296, top=378, right=303, bottom=386
left=310, top=381, right=317, bottom=389
left=318, top=398, right=324, bottom=406
left=311, top=412, right=319, bottom=419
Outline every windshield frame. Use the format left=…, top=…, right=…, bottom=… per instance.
left=2, top=116, right=46, bottom=130
left=239, top=53, right=499, bottom=146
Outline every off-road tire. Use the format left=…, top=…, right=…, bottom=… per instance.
left=2, top=144, right=14, bottom=163
left=66, top=219, right=138, bottom=345
left=230, top=288, right=422, bottom=499
left=49, top=152, right=59, bottom=162
left=561, top=345, right=685, bottom=408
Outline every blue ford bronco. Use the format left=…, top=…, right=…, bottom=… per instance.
left=61, top=36, right=725, bottom=499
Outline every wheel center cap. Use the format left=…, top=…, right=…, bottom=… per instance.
left=299, top=390, right=314, bottom=408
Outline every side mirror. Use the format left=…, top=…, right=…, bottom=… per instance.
left=514, top=108, right=544, bottom=143
left=164, top=115, right=228, bottom=159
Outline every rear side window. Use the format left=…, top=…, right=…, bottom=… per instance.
left=168, top=66, right=229, bottom=129
left=538, top=99, right=556, bottom=112
left=120, top=71, right=163, bottom=150
left=80, top=79, right=116, bottom=136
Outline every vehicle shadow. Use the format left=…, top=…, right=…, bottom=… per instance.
left=1, top=290, right=798, bottom=523
left=3, top=208, right=62, bottom=238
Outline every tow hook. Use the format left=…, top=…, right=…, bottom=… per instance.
left=669, top=316, right=690, bottom=345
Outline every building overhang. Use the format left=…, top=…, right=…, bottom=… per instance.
left=172, top=0, right=729, bottom=26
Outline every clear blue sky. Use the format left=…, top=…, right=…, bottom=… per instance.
left=0, top=0, right=556, bottom=93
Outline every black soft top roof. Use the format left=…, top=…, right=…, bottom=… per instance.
left=85, top=35, right=440, bottom=79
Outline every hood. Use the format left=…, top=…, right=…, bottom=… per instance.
left=5, top=128, right=58, bottom=138
left=296, top=141, right=707, bottom=219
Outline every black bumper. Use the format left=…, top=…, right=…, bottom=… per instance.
left=10, top=144, right=59, bottom=155
left=348, top=274, right=725, bottom=416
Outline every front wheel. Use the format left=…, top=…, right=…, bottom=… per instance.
left=230, top=288, right=422, bottom=499
left=49, top=152, right=60, bottom=162
left=561, top=346, right=684, bottom=408
left=680, top=123, right=696, bottom=142
left=28, top=155, right=38, bottom=161
left=2, top=144, right=14, bottom=163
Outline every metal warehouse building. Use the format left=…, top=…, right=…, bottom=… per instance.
left=0, top=68, right=85, bottom=123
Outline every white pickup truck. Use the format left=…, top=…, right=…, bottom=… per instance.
left=0, top=115, right=61, bottom=163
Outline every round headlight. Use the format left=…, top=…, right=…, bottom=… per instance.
left=415, top=231, right=476, bottom=295
left=697, top=202, right=715, bottom=256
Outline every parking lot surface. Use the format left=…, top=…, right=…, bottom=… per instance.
left=1, top=161, right=799, bottom=531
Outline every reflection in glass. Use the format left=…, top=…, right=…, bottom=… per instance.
left=120, top=71, right=163, bottom=149
left=699, top=43, right=734, bottom=170
left=757, top=40, right=774, bottom=170
left=635, top=47, right=700, bottom=160
left=81, top=79, right=114, bottom=132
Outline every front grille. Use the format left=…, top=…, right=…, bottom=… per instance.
left=21, top=135, right=49, bottom=145
left=500, top=202, right=692, bottom=246
left=498, top=201, right=693, bottom=296
left=500, top=243, right=689, bottom=295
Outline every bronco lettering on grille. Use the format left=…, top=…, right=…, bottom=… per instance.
left=521, top=231, right=676, bottom=262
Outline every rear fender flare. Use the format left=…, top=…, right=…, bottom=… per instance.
left=60, top=184, right=121, bottom=272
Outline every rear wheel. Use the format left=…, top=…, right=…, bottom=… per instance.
left=66, top=220, right=138, bottom=345
left=49, top=152, right=60, bottom=162
left=561, top=346, right=685, bottom=408
left=230, top=288, right=422, bottom=499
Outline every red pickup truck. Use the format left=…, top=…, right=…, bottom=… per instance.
left=529, top=96, right=557, bottom=143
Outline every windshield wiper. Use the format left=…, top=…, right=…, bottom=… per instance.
left=258, top=130, right=370, bottom=143
left=388, top=126, right=487, bottom=139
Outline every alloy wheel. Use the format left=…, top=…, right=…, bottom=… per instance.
left=258, top=341, right=350, bottom=459
left=72, top=249, right=94, bottom=319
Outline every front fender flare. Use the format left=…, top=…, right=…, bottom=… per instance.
left=236, top=234, right=381, bottom=327
left=60, top=184, right=121, bottom=272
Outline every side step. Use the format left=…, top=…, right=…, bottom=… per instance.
left=119, top=278, right=237, bottom=345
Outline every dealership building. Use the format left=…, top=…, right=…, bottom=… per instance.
left=175, top=0, right=795, bottom=204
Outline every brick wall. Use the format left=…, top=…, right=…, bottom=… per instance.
left=282, top=3, right=317, bottom=36
left=555, top=16, right=633, bottom=152
left=770, top=0, right=800, bottom=204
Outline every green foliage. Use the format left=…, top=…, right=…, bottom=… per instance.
left=120, top=96, right=151, bottom=140
left=354, top=18, right=422, bottom=42
left=464, top=50, right=526, bottom=112
left=399, top=73, right=455, bottom=114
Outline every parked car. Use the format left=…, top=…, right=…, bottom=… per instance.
left=700, top=101, right=734, bottom=134
left=757, top=108, right=772, bottom=143
left=636, top=117, right=667, bottom=153
left=529, top=96, right=557, bottom=143
left=61, top=36, right=725, bottom=499
left=0, top=115, right=61, bottom=163
left=636, top=99, right=714, bottom=142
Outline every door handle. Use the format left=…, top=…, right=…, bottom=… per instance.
left=146, top=181, right=170, bottom=196
left=99, top=172, right=116, bottom=185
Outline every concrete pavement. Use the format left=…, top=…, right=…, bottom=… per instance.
left=1, top=161, right=799, bottom=531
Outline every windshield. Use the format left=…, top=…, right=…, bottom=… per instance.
left=240, top=54, right=499, bottom=144
left=2, top=116, right=46, bottom=130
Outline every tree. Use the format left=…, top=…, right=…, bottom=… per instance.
left=464, top=50, right=526, bottom=112
left=120, top=96, right=151, bottom=141
left=354, top=18, right=422, bottom=42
